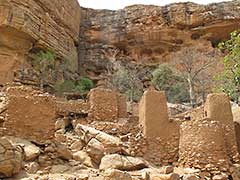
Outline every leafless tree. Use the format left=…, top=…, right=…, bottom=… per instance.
left=102, top=47, right=143, bottom=102
left=173, top=47, right=215, bottom=107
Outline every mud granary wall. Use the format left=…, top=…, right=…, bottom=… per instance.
left=0, top=86, right=57, bottom=143
left=138, top=90, right=180, bottom=165
left=179, top=93, right=240, bottom=173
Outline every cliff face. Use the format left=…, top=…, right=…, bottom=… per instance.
left=79, top=1, right=240, bottom=77
left=0, top=0, right=81, bottom=84
left=0, top=0, right=240, bottom=86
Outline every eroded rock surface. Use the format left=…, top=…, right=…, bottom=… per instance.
left=79, top=1, right=240, bottom=78
left=0, top=0, right=81, bottom=84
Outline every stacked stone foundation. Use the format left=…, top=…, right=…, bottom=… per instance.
left=179, top=118, right=230, bottom=172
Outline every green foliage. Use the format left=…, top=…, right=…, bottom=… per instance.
left=54, top=77, right=94, bottom=95
left=31, top=50, right=56, bottom=89
left=151, top=64, right=189, bottom=103
left=112, top=66, right=143, bottom=102
left=216, top=30, right=240, bottom=101
left=75, top=77, right=94, bottom=94
left=32, top=50, right=55, bottom=72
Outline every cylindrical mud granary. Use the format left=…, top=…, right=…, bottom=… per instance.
left=204, top=93, right=240, bottom=163
left=179, top=118, right=230, bottom=172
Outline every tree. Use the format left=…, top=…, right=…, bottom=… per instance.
left=151, top=64, right=189, bottom=103
left=173, top=47, right=215, bottom=107
left=103, top=47, right=143, bottom=102
left=112, top=65, right=143, bottom=102
left=216, top=30, right=240, bottom=102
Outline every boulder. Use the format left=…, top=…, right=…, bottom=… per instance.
left=160, top=166, right=174, bottom=174
left=50, top=165, right=70, bottom=174
left=104, top=169, right=132, bottom=180
left=182, top=174, right=200, bottom=180
left=70, top=140, right=85, bottom=152
left=24, top=162, right=40, bottom=174
left=151, top=173, right=180, bottom=180
left=100, top=154, right=147, bottom=171
left=73, top=151, right=94, bottom=168
left=75, top=124, right=123, bottom=154
left=8, top=137, right=41, bottom=161
left=0, top=137, right=23, bottom=178
left=86, top=138, right=105, bottom=165
left=212, top=174, right=229, bottom=180
left=56, top=144, right=72, bottom=160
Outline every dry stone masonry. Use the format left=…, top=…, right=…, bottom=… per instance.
left=179, top=93, right=240, bottom=173
left=179, top=118, right=230, bottom=172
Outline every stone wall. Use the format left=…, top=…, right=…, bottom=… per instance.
left=179, top=118, right=230, bottom=172
left=56, top=100, right=89, bottom=116
left=0, top=86, right=56, bottom=143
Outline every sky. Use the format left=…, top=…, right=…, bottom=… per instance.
left=79, top=0, right=232, bottom=10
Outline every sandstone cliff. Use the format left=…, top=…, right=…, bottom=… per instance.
left=79, top=0, right=240, bottom=77
left=0, top=0, right=80, bottom=84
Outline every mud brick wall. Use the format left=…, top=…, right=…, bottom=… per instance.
left=88, top=88, right=128, bottom=121
left=56, top=100, right=89, bottom=116
left=138, top=90, right=180, bottom=164
left=139, top=90, right=179, bottom=138
left=2, top=86, right=56, bottom=143
left=117, top=94, right=128, bottom=118
left=88, top=88, right=118, bottom=121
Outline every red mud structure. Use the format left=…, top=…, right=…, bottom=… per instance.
left=139, top=89, right=180, bottom=164
left=88, top=88, right=127, bottom=121
left=204, top=93, right=240, bottom=163
left=139, top=89, right=179, bottom=138
left=179, top=93, right=240, bottom=173
left=0, top=86, right=56, bottom=143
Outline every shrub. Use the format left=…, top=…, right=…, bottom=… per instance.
left=151, top=64, right=189, bottom=103
left=54, top=80, right=76, bottom=94
left=112, top=66, right=143, bottom=102
left=75, top=77, right=94, bottom=94
left=54, top=77, right=94, bottom=96
left=30, top=50, right=56, bottom=89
